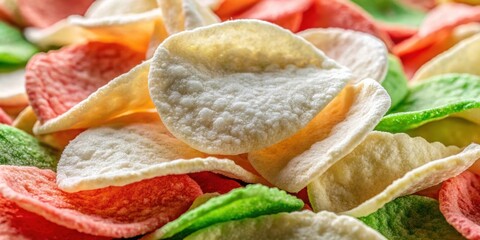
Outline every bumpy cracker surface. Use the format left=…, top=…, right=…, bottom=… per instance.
left=149, top=20, right=352, bottom=155
left=57, top=118, right=261, bottom=192
left=307, top=131, right=480, bottom=217
left=0, top=166, right=202, bottom=238
left=248, top=79, right=390, bottom=192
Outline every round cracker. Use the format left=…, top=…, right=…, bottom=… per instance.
left=0, top=166, right=202, bottom=238
left=26, top=42, right=144, bottom=123
left=17, top=0, right=94, bottom=28
left=412, top=33, right=480, bottom=82
left=439, top=171, right=480, bottom=240
left=0, top=194, right=109, bottom=240
left=189, top=172, right=242, bottom=194
left=149, top=20, right=352, bottom=155
left=299, top=28, right=388, bottom=83
left=307, top=131, right=480, bottom=217
left=184, top=211, right=386, bottom=240
left=248, top=79, right=390, bottom=192
left=299, top=0, right=393, bottom=48
left=57, top=118, right=262, bottom=192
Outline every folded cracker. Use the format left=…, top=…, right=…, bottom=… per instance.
left=0, top=194, right=109, bottom=240
left=143, top=184, right=304, bottom=240
left=377, top=73, right=480, bottom=132
left=57, top=116, right=262, bottom=192
left=248, top=79, right=390, bottom=192
left=307, top=131, right=480, bottom=217
left=25, top=0, right=162, bottom=52
left=26, top=42, right=145, bottom=124
left=184, top=211, right=386, bottom=240
left=0, top=166, right=202, bottom=238
left=33, top=60, right=155, bottom=135
left=381, top=55, right=409, bottom=110
left=149, top=20, right=352, bottom=155
left=412, top=33, right=480, bottom=82
left=0, top=69, right=27, bottom=107
left=298, top=28, right=388, bottom=83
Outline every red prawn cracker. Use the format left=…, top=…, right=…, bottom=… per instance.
left=233, top=0, right=312, bottom=32
left=0, top=166, right=202, bottom=238
left=0, top=108, right=12, bottom=125
left=17, top=0, right=94, bottom=28
left=298, top=0, right=393, bottom=48
left=215, top=0, right=261, bottom=20
left=439, top=171, right=480, bottom=240
left=189, top=172, right=242, bottom=194
left=0, top=194, right=110, bottom=240
left=394, top=3, right=480, bottom=56
left=25, top=42, right=144, bottom=124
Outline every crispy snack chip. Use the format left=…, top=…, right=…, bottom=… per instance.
left=359, top=195, right=463, bottom=239
left=299, top=28, right=388, bottom=83
left=0, top=195, right=109, bottom=240
left=233, top=0, right=312, bottom=32
left=299, top=0, right=393, bottom=47
left=412, top=33, right=480, bottom=81
left=0, top=69, right=28, bottom=108
left=0, top=22, right=38, bottom=71
left=149, top=20, right=352, bottom=155
left=380, top=55, right=409, bottom=110
left=143, top=184, right=304, bottom=240
left=0, top=124, right=58, bottom=170
left=57, top=118, right=261, bottom=192
left=159, top=0, right=219, bottom=35
left=307, top=131, right=480, bottom=217
left=439, top=171, right=480, bottom=240
left=248, top=79, right=390, bottom=192
left=25, top=0, right=161, bottom=52
left=17, top=0, right=94, bottom=28
left=184, top=211, right=386, bottom=240
left=377, top=74, right=480, bottom=132
left=26, top=42, right=144, bottom=123
left=33, top=61, right=154, bottom=135
left=0, top=166, right=202, bottom=238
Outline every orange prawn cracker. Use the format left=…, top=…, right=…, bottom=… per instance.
left=0, top=166, right=202, bottom=238
left=299, top=0, right=393, bottom=47
left=17, top=0, right=94, bottom=28
left=439, top=171, right=480, bottom=240
left=233, top=0, right=312, bottom=32
left=25, top=42, right=144, bottom=123
left=0, top=195, right=109, bottom=240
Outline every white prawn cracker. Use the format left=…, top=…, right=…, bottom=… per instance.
left=0, top=69, right=27, bottom=107
left=248, top=79, right=390, bottom=193
left=147, top=0, right=219, bottom=57
left=412, top=33, right=480, bottom=82
left=57, top=117, right=262, bottom=192
left=25, top=0, right=163, bottom=52
left=34, top=61, right=155, bottom=135
left=149, top=20, right=353, bottom=155
left=184, top=211, right=386, bottom=240
left=299, top=28, right=388, bottom=83
left=307, top=131, right=480, bottom=217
